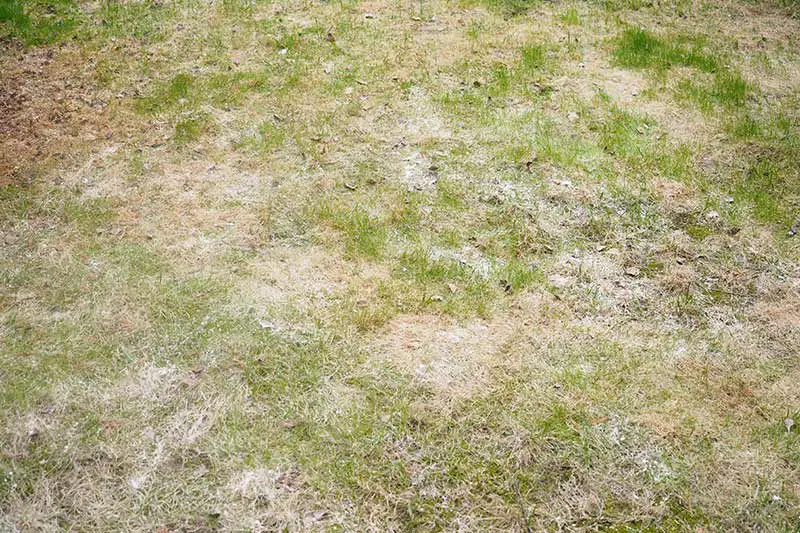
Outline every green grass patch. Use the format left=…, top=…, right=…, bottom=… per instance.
left=173, top=112, right=213, bottom=145
left=315, top=202, right=387, bottom=259
left=612, top=27, right=718, bottom=72
left=0, top=0, right=78, bottom=45
left=560, top=7, right=581, bottom=25
left=733, top=160, right=790, bottom=225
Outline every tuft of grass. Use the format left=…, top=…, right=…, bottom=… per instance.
left=676, top=71, right=752, bottom=111
left=236, top=119, right=288, bottom=154
left=135, top=73, right=195, bottom=115
left=96, top=0, right=171, bottom=41
left=520, top=44, right=547, bottom=74
left=734, top=160, right=788, bottom=224
left=173, top=113, right=213, bottom=145
left=497, top=259, right=540, bottom=292
left=560, top=7, right=581, bottom=25
left=315, top=203, right=387, bottom=259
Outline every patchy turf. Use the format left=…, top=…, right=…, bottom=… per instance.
left=1, top=0, right=799, bottom=531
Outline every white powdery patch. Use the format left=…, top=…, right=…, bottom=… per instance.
left=600, top=414, right=675, bottom=483
left=428, top=245, right=493, bottom=279
left=634, top=446, right=675, bottom=483
left=399, top=86, right=451, bottom=142
left=370, top=314, right=518, bottom=399
left=229, top=468, right=290, bottom=501
left=119, top=363, right=180, bottom=401
left=223, top=466, right=333, bottom=530
left=399, top=151, right=438, bottom=192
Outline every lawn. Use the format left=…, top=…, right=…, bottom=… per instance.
left=1, top=0, right=799, bottom=530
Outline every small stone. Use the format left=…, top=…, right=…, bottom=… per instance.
left=430, top=295, right=444, bottom=302
left=567, top=111, right=579, bottom=122
left=364, top=12, right=376, bottom=18
left=447, top=283, right=458, bottom=294
left=725, top=196, right=734, bottom=204
left=554, top=383, right=562, bottom=389
left=278, top=48, right=288, bottom=56
left=625, top=267, right=641, bottom=277
left=705, top=210, right=720, bottom=220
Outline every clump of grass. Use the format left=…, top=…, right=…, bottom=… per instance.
left=399, top=247, right=475, bottom=284
left=676, top=71, right=752, bottom=111
left=437, top=45, right=554, bottom=123
left=600, top=0, right=651, bottom=9
left=520, top=44, right=547, bottom=73
left=726, top=114, right=762, bottom=139
left=235, top=119, right=288, bottom=154
left=315, top=203, right=387, bottom=259
left=60, top=197, right=117, bottom=234
left=135, top=73, right=195, bottom=115
left=497, top=259, right=540, bottom=292
left=206, top=71, right=269, bottom=107
left=97, top=0, right=170, bottom=41
left=173, top=113, right=213, bottom=145
left=593, top=106, right=655, bottom=161
left=734, top=160, right=788, bottom=224
left=560, top=7, right=581, bottom=25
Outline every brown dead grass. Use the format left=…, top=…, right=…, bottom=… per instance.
left=0, top=42, right=114, bottom=184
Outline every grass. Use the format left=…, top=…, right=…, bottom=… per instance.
left=613, top=28, right=719, bottom=73
left=1, top=0, right=800, bottom=530
left=0, top=0, right=77, bottom=45
left=613, top=26, right=756, bottom=113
